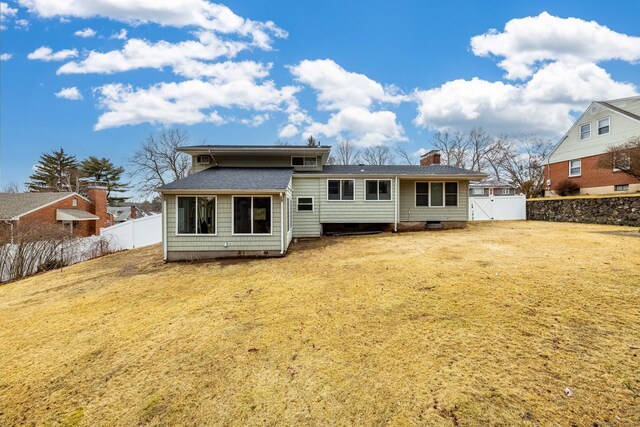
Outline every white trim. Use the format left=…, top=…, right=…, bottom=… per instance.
left=363, top=179, right=393, bottom=202
left=231, top=195, right=274, bottom=236
left=326, top=179, right=356, bottom=201
left=175, top=195, right=218, bottom=236
left=162, top=199, right=167, bottom=261
left=568, top=159, right=582, bottom=177
left=501, top=188, right=510, bottom=195
left=579, top=122, right=591, bottom=140
left=280, top=193, right=284, bottom=255
left=296, top=196, right=315, bottom=212
left=394, top=176, right=398, bottom=232
left=597, top=116, right=611, bottom=136
left=414, top=181, right=459, bottom=207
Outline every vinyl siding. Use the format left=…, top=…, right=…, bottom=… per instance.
left=291, top=178, right=322, bottom=237
left=399, top=180, right=469, bottom=222
left=549, top=100, right=640, bottom=164
left=318, top=178, right=395, bottom=224
left=165, top=193, right=283, bottom=252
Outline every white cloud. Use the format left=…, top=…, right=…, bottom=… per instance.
left=14, top=18, right=28, bottom=29
left=18, top=0, right=286, bottom=48
left=413, top=62, right=638, bottom=136
left=307, top=107, right=406, bottom=147
left=93, top=79, right=300, bottom=130
left=55, top=86, right=83, bottom=100
left=290, top=59, right=407, bottom=145
left=471, top=12, right=640, bottom=80
left=290, top=59, right=406, bottom=110
left=240, top=113, right=270, bottom=127
left=0, top=53, right=12, bottom=61
left=278, top=123, right=298, bottom=138
left=110, top=28, right=127, bottom=40
left=57, top=33, right=250, bottom=77
left=1, top=1, right=18, bottom=29
left=74, top=27, right=96, bottom=37
left=28, top=46, right=78, bottom=61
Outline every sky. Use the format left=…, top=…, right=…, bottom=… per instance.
left=1, top=0, right=639, bottom=198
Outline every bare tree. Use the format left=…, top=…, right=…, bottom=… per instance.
left=3, top=182, right=22, bottom=193
left=482, top=135, right=511, bottom=181
left=500, top=136, right=554, bottom=198
left=466, top=127, right=492, bottom=171
left=431, top=130, right=466, bottom=167
left=129, top=129, right=192, bottom=196
left=393, top=145, right=416, bottom=165
left=597, top=136, right=640, bottom=180
left=334, top=140, right=361, bottom=165
left=363, top=145, right=395, bottom=165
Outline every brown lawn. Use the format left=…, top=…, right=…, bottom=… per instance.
left=0, top=221, right=639, bottom=426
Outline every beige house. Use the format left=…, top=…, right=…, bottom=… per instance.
left=157, top=145, right=486, bottom=260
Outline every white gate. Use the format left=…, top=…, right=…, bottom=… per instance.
left=469, top=195, right=526, bottom=220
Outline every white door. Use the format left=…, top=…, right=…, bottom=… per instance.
left=469, top=195, right=526, bottom=221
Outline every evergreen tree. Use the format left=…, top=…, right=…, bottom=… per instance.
left=27, top=148, right=81, bottom=192
left=306, top=135, right=320, bottom=147
left=80, top=156, right=129, bottom=203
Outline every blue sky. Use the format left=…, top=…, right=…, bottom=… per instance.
left=1, top=0, right=639, bottom=197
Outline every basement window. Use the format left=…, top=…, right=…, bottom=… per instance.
left=597, top=117, right=610, bottom=135
left=615, top=184, right=629, bottom=191
left=580, top=123, right=591, bottom=140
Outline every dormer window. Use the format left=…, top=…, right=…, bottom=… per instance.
left=291, top=156, right=317, bottom=167
left=196, top=155, right=211, bottom=165
left=597, top=117, right=610, bottom=135
left=580, top=123, right=591, bottom=140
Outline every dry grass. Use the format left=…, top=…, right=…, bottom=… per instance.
left=1, top=221, right=639, bottom=426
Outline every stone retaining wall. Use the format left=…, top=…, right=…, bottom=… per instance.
left=527, top=196, right=640, bottom=227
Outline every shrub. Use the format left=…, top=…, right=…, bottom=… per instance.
left=555, top=179, right=580, bottom=196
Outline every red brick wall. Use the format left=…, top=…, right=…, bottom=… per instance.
left=20, top=195, right=96, bottom=237
left=545, top=153, right=640, bottom=192
left=87, top=187, right=111, bottom=231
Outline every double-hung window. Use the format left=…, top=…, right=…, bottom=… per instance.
left=597, top=117, right=610, bottom=135
left=297, top=197, right=314, bottom=211
left=177, top=196, right=216, bottom=235
left=365, top=179, right=392, bottom=201
left=416, top=182, right=458, bottom=207
left=569, top=159, right=581, bottom=177
left=327, top=179, right=354, bottom=201
left=580, top=123, right=591, bottom=140
left=501, top=188, right=510, bottom=195
left=233, top=196, right=271, bottom=234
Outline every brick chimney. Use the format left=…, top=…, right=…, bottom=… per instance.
left=130, top=206, right=137, bottom=220
left=86, top=186, right=110, bottom=234
left=420, top=150, right=441, bottom=166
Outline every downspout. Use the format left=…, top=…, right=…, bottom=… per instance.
left=280, top=193, right=284, bottom=255
left=394, top=176, right=398, bottom=232
left=162, top=199, right=168, bottom=262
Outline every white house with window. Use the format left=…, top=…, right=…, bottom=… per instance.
left=157, top=145, right=486, bottom=261
left=545, top=96, right=640, bottom=196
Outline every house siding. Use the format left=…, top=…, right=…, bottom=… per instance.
left=165, top=193, right=284, bottom=254
left=399, top=180, right=469, bottom=222
left=291, top=178, right=322, bottom=237
left=191, top=154, right=322, bottom=174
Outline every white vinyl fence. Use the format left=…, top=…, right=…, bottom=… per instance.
left=1, top=214, right=162, bottom=283
left=100, top=213, right=162, bottom=251
left=469, top=195, right=526, bottom=221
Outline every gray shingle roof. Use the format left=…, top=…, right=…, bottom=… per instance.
left=56, top=208, right=99, bottom=221
left=296, top=164, right=484, bottom=176
left=0, top=192, right=76, bottom=220
left=157, top=167, right=293, bottom=191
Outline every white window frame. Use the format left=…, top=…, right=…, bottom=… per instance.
left=72, top=198, right=78, bottom=207
left=579, top=123, right=591, bottom=140
left=614, top=184, right=629, bottom=192
left=501, top=188, right=510, bottom=195
left=175, top=196, right=218, bottom=236
left=196, top=155, right=211, bottom=165
left=568, top=159, right=581, bottom=177
left=296, top=196, right=315, bottom=212
left=364, top=179, right=393, bottom=202
left=415, top=182, right=458, bottom=208
left=327, top=179, right=355, bottom=201
left=231, top=195, right=273, bottom=236
left=597, top=116, right=610, bottom=136
left=291, top=156, right=318, bottom=167
left=287, top=197, right=292, bottom=231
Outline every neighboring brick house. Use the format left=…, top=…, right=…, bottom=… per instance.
left=0, top=187, right=111, bottom=238
left=544, top=96, right=640, bottom=196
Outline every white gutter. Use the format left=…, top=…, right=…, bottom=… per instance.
left=280, top=193, right=284, bottom=255
left=394, top=176, right=398, bottom=232
left=162, top=199, right=168, bottom=261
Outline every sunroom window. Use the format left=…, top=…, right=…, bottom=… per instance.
left=233, top=196, right=271, bottom=234
left=177, top=196, right=216, bottom=234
